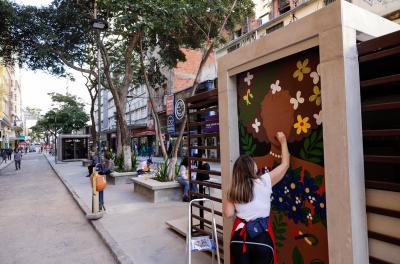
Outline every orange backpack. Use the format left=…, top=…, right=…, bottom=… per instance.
left=90, top=172, right=107, bottom=192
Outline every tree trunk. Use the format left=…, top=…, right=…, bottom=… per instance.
left=90, top=98, right=97, bottom=152
left=115, top=97, right=132, bottom=171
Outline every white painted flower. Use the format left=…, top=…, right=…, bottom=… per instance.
left=310, top=64, right=321, bottom=84
left=313, top=110, right=323, bottom=125
left=252, top=118, right=261, bottom=133
left=270, top=80, right=281, bottom=94
left=289, top=91, right=305, bottom=110
left=244, top=72, right=254, bottom=86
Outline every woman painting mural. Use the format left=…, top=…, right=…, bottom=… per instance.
left=236, top=47, right=328, bottom=263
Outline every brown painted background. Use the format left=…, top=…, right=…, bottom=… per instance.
left=237, top=47, right=328, bottom=264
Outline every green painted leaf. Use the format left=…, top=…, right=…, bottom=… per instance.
left=240, top=125, right=245, bottom=136
left=304, top=170, right=311, bottom=180
left=317, top=130, right=323, bottom=141
left=275, top=228, right=286, bottom=234
left=275, top=242, right=283, bottom=247
left=304, top=138, right=310, bottom=151
left=315, top=142, right=323, bottom=148
left=309, top=149, right=323, bottom=156
left=279, top=214, right=283, bottom=221
left=292, top=247, right=304, bottom=264
left=293, top=166, right=302, bottom=176
left=311, top=131, right=317, bottom=143
left=250, top=144, right=256, bottom=154
left=300, top=149, right=306, bottom=159
left=276, top=234, right=286, bottom=241
left=314, top=175, right=323, bottom=187
left=308, top=157, right=321, bottom=163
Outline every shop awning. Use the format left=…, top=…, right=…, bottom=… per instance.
left=132, top=128, right=155, bottom=137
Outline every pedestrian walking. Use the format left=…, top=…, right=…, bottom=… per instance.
left=7, top=148, right=12, bottom=160
left=223, top=132, right=289, bottom=264
left=2, top=149, right=7, bottom=164
left=147, top=144, right=153, bottom=160
left=14, top=150, right=22, bottom=170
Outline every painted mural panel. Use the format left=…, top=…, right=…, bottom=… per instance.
left=237, top=47, right=328, bottom=263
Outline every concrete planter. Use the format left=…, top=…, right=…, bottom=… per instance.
left=107, top=171, right=138, bottom=185
left=132, top=177, right=182, bottom=203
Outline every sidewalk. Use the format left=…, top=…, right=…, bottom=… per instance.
left=44, top=153, right=211, bottom=264
left=0, top=158, right=14, bottom=172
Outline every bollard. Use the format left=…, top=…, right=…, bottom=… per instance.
left=86, top=171, right=103, bottom=220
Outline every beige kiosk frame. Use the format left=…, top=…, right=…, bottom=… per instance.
left=217, top=1, right=400, bottom=263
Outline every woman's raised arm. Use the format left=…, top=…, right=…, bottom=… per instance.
left=269, top=132, right=290, bottom=186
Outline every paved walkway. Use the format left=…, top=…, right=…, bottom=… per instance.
left=45, top=154, right=212, bottom=264
left=0, top=153, right=115, bottom=264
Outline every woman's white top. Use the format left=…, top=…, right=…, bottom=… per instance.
left=180, top=165, right=196, bottom=180
left=234, top=173, right=272, bottom=222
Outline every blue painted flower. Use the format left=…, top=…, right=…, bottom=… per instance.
left=303, top=173, right=319, bottom=196
left=314, top=194, right=326, bottom=220
left=287, top=197, right=304, bottom=223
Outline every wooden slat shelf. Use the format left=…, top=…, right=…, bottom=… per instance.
left=188, top=99, right=218, bottom=110
left=367, top=206, right=400, bottom=218
left=359, top=45, right=400, bottom=63
left=366, top=180, right=400, bottom=192
left=357, top=30, right=400, bottom=56
left=368, top=231, right=400, bottom=246
left=363, top=129, right=400, bottom=137
left=186, top=89, right=218, bottom=104
left=191, top=179, right=222, bottom=189
left=192, top=203, right=223, bottom=217
left=188, top=120, right=219, bottom=127
left=192, top=214, right=224, bottom=231
left=191, top=168, right=221, bottom=176
left=362, top=101, right=400, bottom=112
left=189, top=132, right=219, bottom=138
left=360, top=74, right=400, bottom=88
left=191, top=191, right=222, bottom=203
left=189, top=156, right=220, bottom=163
left=189, top=145, right=219, bottom=150
left=188, top=106, right=218, bottom=116
left=364, top=155, right=400, bottom=164
left=369, top=256, right=393, bottom=264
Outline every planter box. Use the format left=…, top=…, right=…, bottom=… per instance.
left=82, top=160, right=91, bottom=167
left=132, top=177, right=182, bottom=203
left=107, top=171, right=138, bottom=185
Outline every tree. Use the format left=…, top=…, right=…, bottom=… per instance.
left=139, top=0, right=254, bottom=179
left=32, top=93, right=89, bottom=144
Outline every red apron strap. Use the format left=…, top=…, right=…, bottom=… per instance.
left=268, top=218, right=278, bottom=264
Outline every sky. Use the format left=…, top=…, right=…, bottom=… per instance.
left=15, top=0, right=91, bottom=114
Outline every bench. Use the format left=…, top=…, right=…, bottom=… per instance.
left=107, top=171, right=138, bottom=185
left=132, top=177, right=182, bottom=203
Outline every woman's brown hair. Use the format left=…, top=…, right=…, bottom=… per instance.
left=227, top=155, right=259, bottom=203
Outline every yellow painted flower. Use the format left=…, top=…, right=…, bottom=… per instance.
left=293, top=115, right=311, bottom=135
left=309, top=85, right=321, bottom=106
left=293, top=59, right=311, bottom=81
left=243, top=89, right=253, bottom=106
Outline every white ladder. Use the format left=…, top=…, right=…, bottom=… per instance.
left=187, top=198, right=221, bottom=264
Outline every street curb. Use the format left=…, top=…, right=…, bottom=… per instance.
left=44, top=154, right=134, bottom=264
left=0, top=160, right=14, bottom=172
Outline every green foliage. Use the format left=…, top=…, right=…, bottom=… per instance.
left=299, top=129, right=324, bottom=164
left=115, top=154, right=124, bottom=171
left=155, top=159, right=169, bottom=182
left=239, top=122, right=256, bottom=156
left=175, top=164, right=181, bottom=180
left=272, top=213, right=287, bottom=250
left=292, top=247, right=304, bottom=264
left=131, top=154, right=137, bottom=171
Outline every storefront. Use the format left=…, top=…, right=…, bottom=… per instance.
left=57, top=134, right=89, bottom=161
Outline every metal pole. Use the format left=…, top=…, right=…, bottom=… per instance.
left=94, top=0, right=102, bottom=165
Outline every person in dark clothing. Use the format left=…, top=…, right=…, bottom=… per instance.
left=7, top=148, right=12, bottom=160
left=167, top=141, right=173, bottom=157
left=87, top=151, right=99, bottom=177
left=2, top=149, right=7, bottom=164
left=14, top=150, right=22, bottom=170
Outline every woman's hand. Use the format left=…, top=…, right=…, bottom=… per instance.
left=276, top=132, right=287, bottom=145
left=269, top=132, right=290, bottom=186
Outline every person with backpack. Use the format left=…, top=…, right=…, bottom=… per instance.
left=14, top=150, right=22, bottom=170
left=224, top=132, right=289, bottom=264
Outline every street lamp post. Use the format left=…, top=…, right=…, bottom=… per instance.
left=91, top=10, right=108, bottom=166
